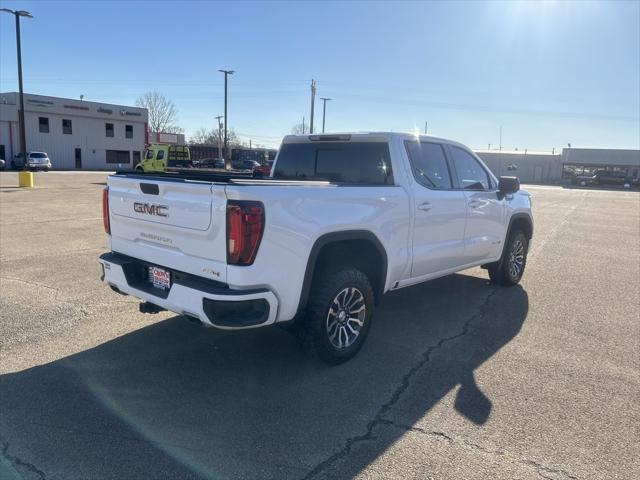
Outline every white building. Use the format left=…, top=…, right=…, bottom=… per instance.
left=476, top=148, right=640, bottom=184
left=0, top=92, right=148, bottom=170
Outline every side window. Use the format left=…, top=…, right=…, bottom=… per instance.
left=404, top=141, right=452, bottom=189
left=156, top=150, right=164, bottom=160
left=450, top=147, right=490, bottom=190
left=39, top=117, right=49, bottom=133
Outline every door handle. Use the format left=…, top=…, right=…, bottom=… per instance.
left=417, top=202, right=433, bottom=212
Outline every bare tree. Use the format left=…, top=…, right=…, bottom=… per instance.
left=136, top=91, right=182, bottom=133
left=189, top=127, right=243, bottom=147
left=291, top=123, right=306, bottom=134
left=189, top=127, right=212, bottom=145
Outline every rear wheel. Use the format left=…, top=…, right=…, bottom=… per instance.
left=135, top=165, right=144, bottom=173
left=305, top=267, right=374, bottom=365
left=488, top=230, right=528, bottom=286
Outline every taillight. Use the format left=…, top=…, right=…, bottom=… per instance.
left=102, top=187, right=110, bottom=234
left=226, top=201, right=264, bottom=265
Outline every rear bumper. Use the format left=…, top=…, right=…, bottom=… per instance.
left=99, top=252, right=278, bottom=330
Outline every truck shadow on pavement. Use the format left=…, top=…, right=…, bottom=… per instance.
left=0, top=273, right=528, bottom=480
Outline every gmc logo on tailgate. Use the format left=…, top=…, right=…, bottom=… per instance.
left=133, top=202, right=169, bottom=217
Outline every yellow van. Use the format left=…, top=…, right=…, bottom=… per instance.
left=136, top=144, right=191, bottom=173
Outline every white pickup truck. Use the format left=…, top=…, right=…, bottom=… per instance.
left=100, top=132, right=532, bottom=364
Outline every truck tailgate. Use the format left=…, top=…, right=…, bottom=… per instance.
left=107, top=175, right=228, bottom=282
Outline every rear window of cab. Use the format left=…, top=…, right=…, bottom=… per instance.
left=273, top=142, right=394, bottom=185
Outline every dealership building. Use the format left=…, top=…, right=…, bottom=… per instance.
left=0, top=92, right=148, bottom=170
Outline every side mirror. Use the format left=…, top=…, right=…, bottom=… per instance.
left=498, top=176, right=520, bottom=199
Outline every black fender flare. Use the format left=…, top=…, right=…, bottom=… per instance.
left=296, top=230, right=388, bottom=314
left=499, top=212, right=534, bottom=261
left=506, top=212, right=533, bottom=239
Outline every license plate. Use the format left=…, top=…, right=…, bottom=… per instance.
left=148, top=266, right=171, bottom=290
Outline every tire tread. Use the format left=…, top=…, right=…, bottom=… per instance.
left=305, top=267, right=374, bottom=365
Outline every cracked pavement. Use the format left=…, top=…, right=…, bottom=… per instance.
left=1, top=172, right=639, bottom=479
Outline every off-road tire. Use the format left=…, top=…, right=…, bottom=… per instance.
left=305, top=267, right=374, bottom=365
left=488, top=230, right=528, bottom=286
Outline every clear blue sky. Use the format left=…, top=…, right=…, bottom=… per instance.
left=1, top=0, right=638, bottom=150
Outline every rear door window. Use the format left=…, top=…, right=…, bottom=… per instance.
left=273, top=142, right=393, bottom=184
left=404, top=141, right=452, bottom=189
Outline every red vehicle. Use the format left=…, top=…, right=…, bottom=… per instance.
left=253, top=161, right=273, bottom=177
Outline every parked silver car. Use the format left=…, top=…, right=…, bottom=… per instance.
left=12, top=152, right=52, bottom=171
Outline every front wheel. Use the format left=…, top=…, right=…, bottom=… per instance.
left=305, top=268, right=374, bottom=365
left=488, top=230, right=528, bottom=286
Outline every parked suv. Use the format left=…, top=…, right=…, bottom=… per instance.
left=100, top=132, right=533, bottom=364
left=12, top=152, right=52, bottom=171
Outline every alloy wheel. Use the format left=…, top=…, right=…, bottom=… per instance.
left=509, top=239, right=525, bottom=279
left=325, top=287, right=366, bottom=350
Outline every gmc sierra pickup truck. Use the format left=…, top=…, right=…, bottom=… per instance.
left=100, top=132, right=533, bottom=364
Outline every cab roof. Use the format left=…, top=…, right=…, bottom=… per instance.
left=281, top=132, right=470, bottom=150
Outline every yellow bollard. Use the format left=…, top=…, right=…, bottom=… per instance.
left=18, top=171, right=34, bottom=188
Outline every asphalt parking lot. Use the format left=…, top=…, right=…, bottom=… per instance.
left=0, top=171, right=638, bottom=480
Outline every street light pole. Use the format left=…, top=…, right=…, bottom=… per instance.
left=1, top=9, right=32, bottom=169
left=215, top=115, right=223, bottom=164
left=218, top=69, right=234, bottom=168
left=320, top=97, right=331, bottom=133
left=309, top=79, right=316, bottom=134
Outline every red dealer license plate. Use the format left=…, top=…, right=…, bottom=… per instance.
left=149, top=266, right=171, bottom=290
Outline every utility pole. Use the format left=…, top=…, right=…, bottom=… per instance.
left=309, top=79, right=316, bottom=134
left=499, top=125, right=503, bottom=151
left=218, top=69, right=234, bottom=168
left=320, top=97, right=332, bottom=133
left=302, top=116, right=306, bottom=134
left=249, top=139, right=252, bottom=150
left=1, top=9, right=32, bottom=170
left=215, top=115, right=223, bottom=163
left=424, top=121, right=428, bottom=135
